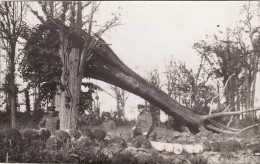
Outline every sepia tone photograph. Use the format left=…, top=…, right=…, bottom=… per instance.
left=0, top=1, right=260, bottom=163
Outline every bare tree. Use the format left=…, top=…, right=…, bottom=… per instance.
left=146, top=68, right=161, bottom=127
left=0, top=2, right=26, bottom=128
left=104, top=85, right=129, bottom=121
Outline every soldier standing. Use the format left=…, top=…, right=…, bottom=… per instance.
left=132, top=104, right=154, bottom=139
left=38, top=106, right=60, bottom=134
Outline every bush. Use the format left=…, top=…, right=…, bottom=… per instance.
left=78, top=113, right=103, bottom=127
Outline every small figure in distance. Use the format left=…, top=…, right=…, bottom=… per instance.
left=102, top=112, right=116, bottom=135
left=38, top=106, right=60, bottom=134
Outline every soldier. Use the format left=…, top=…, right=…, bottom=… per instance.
left=132, top=104, right=155, bottom=140
left=102, top=112, right=116, bottom=134
left=39, top=106, right=60, bottom=134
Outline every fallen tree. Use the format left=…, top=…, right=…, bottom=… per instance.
left=84, top=36, right=260, bottom=134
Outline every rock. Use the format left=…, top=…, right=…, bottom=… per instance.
left=172, top=131, right=181, bottom=138
left=65, top=129, right=81, bottom=140
left=80, top=128, right=94, bottom=139
left=93, top=129, right=106, bottom=141
left=101, top=148, right=114, bottom=158
left=230, top=152, right=238, bottom=158
left=202, top=141, right=212, bottom=151
left=104, top=133, right=113, bottom=140
left=2, top=128, right=22, bottom=144
left=38, top=128, right=51, bottom=142
left=183, top=145, right=195, bottom=154
left=176, top=136, right=186, bottom=143
left=182, top=144, right=203, bottom=154
left=186, top=138, right=196, bottom=144
left=211, top=142, right=221, bottom=152
left=254, top=152, right=260, bottom=156
left=201, top=136, right=208, bottom=142
left=150, top=141, right=183, bottom=154
left=156, top=137, right=168, bottom=143
left=45, top=136, right=62, bottom=150
left=180, top=132, right=190, bottom=137
left=193, top=145, right=204, bottom=153
left=164, top=143, right=174, bottom=152
left=172, top=143, right=183, bottom=154
left=102, top=146, right=123, bottom=158
left=150, top=141, right=165, bottom=152
left=207, top=134, right=216, bottom=142
left=20, top=128, right=39, bottom=140
left=109, top=137, right=127, bottom=149
left=74, top=137, right=91, bottom=148
left=132, top=136, right=152, bottom=149
left=53, top=130, right=71, bottom=143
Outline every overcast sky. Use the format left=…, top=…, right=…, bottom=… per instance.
left=97, top=1, right=251, bottom=74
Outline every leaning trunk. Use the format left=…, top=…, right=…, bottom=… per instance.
left=85, top=40, right=204, bottom=128
left=55, top=31, right=82, bottom=130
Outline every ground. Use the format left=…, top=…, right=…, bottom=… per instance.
left=88, top=124, right=260, bottom=164
left=1, top=118, right=260, bottom=163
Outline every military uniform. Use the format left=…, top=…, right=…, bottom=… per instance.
left=39, top=115, right=60, bottom=134
left=133, top=110, right=153, bottom=137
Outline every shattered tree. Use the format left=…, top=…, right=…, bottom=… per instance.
left=84, top=37, right=260, bottom=134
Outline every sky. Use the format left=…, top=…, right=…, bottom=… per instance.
left=2, top=1, right=260, bottom=120
left=98, top=1, right=248, bottom=73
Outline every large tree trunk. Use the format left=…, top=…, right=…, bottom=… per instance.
left=55, top=31, right=82, bottom=130
left=84, top=39, right=204, bottom=128
left=10, top=44, right=16, bottom=128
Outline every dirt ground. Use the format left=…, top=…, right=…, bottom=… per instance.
left=88, top=124, right=260, bottom=164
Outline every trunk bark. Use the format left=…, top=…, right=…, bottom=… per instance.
left=85, top=42, right=204, bottom=128
left=10, top=44, right=16, bottom=128
left=55, top=31, right=82, bottom=130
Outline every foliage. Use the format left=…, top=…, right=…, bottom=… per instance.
left=193, top=34, right=246, bottom=112
left=164, top=58, right=216, bottom=114
left=78, top=112, right=103, bottom=127
left=19, top=23, right=62, bottom=103
left=210, top=140, right=241, bottom=158
left=192, top=3, right=260, bottom=118
left=79, top=82, right=103, bottom=114
left=0, top=74, right=19, bottom=114
left=182, top=154, right=209, bottom=164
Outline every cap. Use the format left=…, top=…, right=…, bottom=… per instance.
left=47, top=106, right=55, bottom=111
left=103, top=112, right=110, bottom=117
left=137, top=104, right=145, bottom=108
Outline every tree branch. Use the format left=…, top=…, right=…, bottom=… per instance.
left=204, top=107, right=260, bottom=120
left=209, top=73, right=235, bottom=114
left=27, top=4, right=45, bottom=23
left=205, top=124, right=239, bottom=135
left=207, top=118, right=240, bottom=132
left=239, top=123, right=260, bottom=133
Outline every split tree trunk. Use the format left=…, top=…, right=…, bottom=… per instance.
left=55, top=31, right=82, bottom=130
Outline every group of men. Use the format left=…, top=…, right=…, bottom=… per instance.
left=39, top=104, right=156, bottom=140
